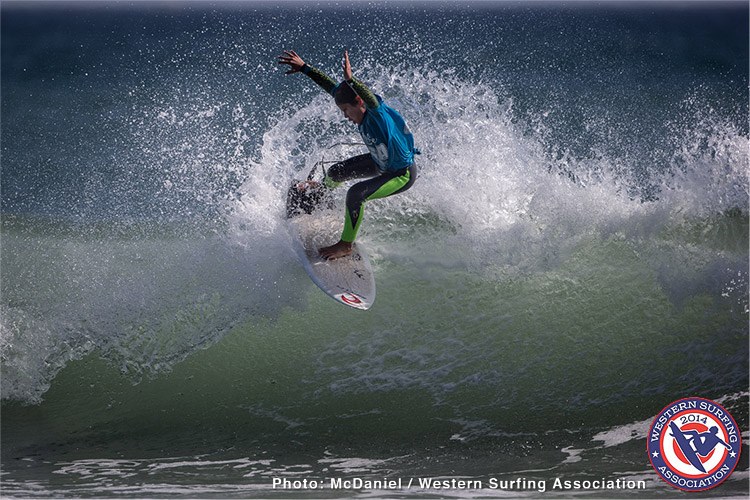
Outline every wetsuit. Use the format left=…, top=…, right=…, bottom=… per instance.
left=301, top=63, right=418, bottom=243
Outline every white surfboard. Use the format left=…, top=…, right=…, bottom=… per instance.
left=288, top=211, right=376, bottom=310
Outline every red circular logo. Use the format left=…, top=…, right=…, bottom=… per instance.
left=339, top=293, right=362, bottom=305
left=648, top=397, right=741, bottom=491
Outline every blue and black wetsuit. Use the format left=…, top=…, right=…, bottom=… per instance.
left=301, top=63, right=418, bottom=243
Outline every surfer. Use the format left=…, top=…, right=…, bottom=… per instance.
left=278, top=49, right=418, bottom=260
left=681, top=427, right=732, bottom=456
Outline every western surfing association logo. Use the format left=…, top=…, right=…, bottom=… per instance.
left=648, top=397, right=741, bottom=491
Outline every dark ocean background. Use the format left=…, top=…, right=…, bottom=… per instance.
left=1, top=1, right=748, bottom=497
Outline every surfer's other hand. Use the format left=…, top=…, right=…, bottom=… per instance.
left=278, top=50, right=305, bottom=74
left=295, top=180, right=320, bottom=191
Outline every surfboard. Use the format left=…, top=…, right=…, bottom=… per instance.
left=288, top=211, right=376, bottom=310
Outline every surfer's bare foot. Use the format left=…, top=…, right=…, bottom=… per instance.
left=319, top=240, right=353, bottom=260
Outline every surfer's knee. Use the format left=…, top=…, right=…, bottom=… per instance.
left=327, top=161, right=347, bottom=183
left=323, top=174, right=342, bottom=189
left=345, top=184, right=368, bottom=212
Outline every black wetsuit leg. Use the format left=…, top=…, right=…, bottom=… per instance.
left=326, top=154, right=380, bottom=183
left=326, top=154, right=417, bottom=242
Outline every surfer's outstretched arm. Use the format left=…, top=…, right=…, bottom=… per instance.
left=341, top=50, right=378, bottom=109
left=277, top=50, right=337, bottom=95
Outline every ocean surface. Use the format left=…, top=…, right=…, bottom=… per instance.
left=1, top=1, right=748, bottom=498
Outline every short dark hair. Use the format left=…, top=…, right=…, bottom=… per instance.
left=334, top=82, right=358, bottom=105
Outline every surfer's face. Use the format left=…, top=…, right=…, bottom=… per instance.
left=337, top=100, right=366, bottom=125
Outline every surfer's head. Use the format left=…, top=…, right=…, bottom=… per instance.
left=334, top=82, right=366, bottom=124
left=334, top=81, right=357, bottom=105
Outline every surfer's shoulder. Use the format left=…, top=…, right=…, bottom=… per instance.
left=348, top=78, right=379, bottom=109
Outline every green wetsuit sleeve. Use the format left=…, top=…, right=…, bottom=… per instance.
left=301, top=64, right=337, bottom=96
left=349, top=77, right=379, bottom=109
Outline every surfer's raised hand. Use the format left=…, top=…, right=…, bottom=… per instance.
left=342, top=50, right=352, bottom=81
left=278, top=50, right=306, bottom=74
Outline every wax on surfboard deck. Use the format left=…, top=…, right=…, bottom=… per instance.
left=288, top=211, right=376, bottom=310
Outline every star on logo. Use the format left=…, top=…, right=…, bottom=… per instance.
left=652, top=451, right=660, bottom=458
